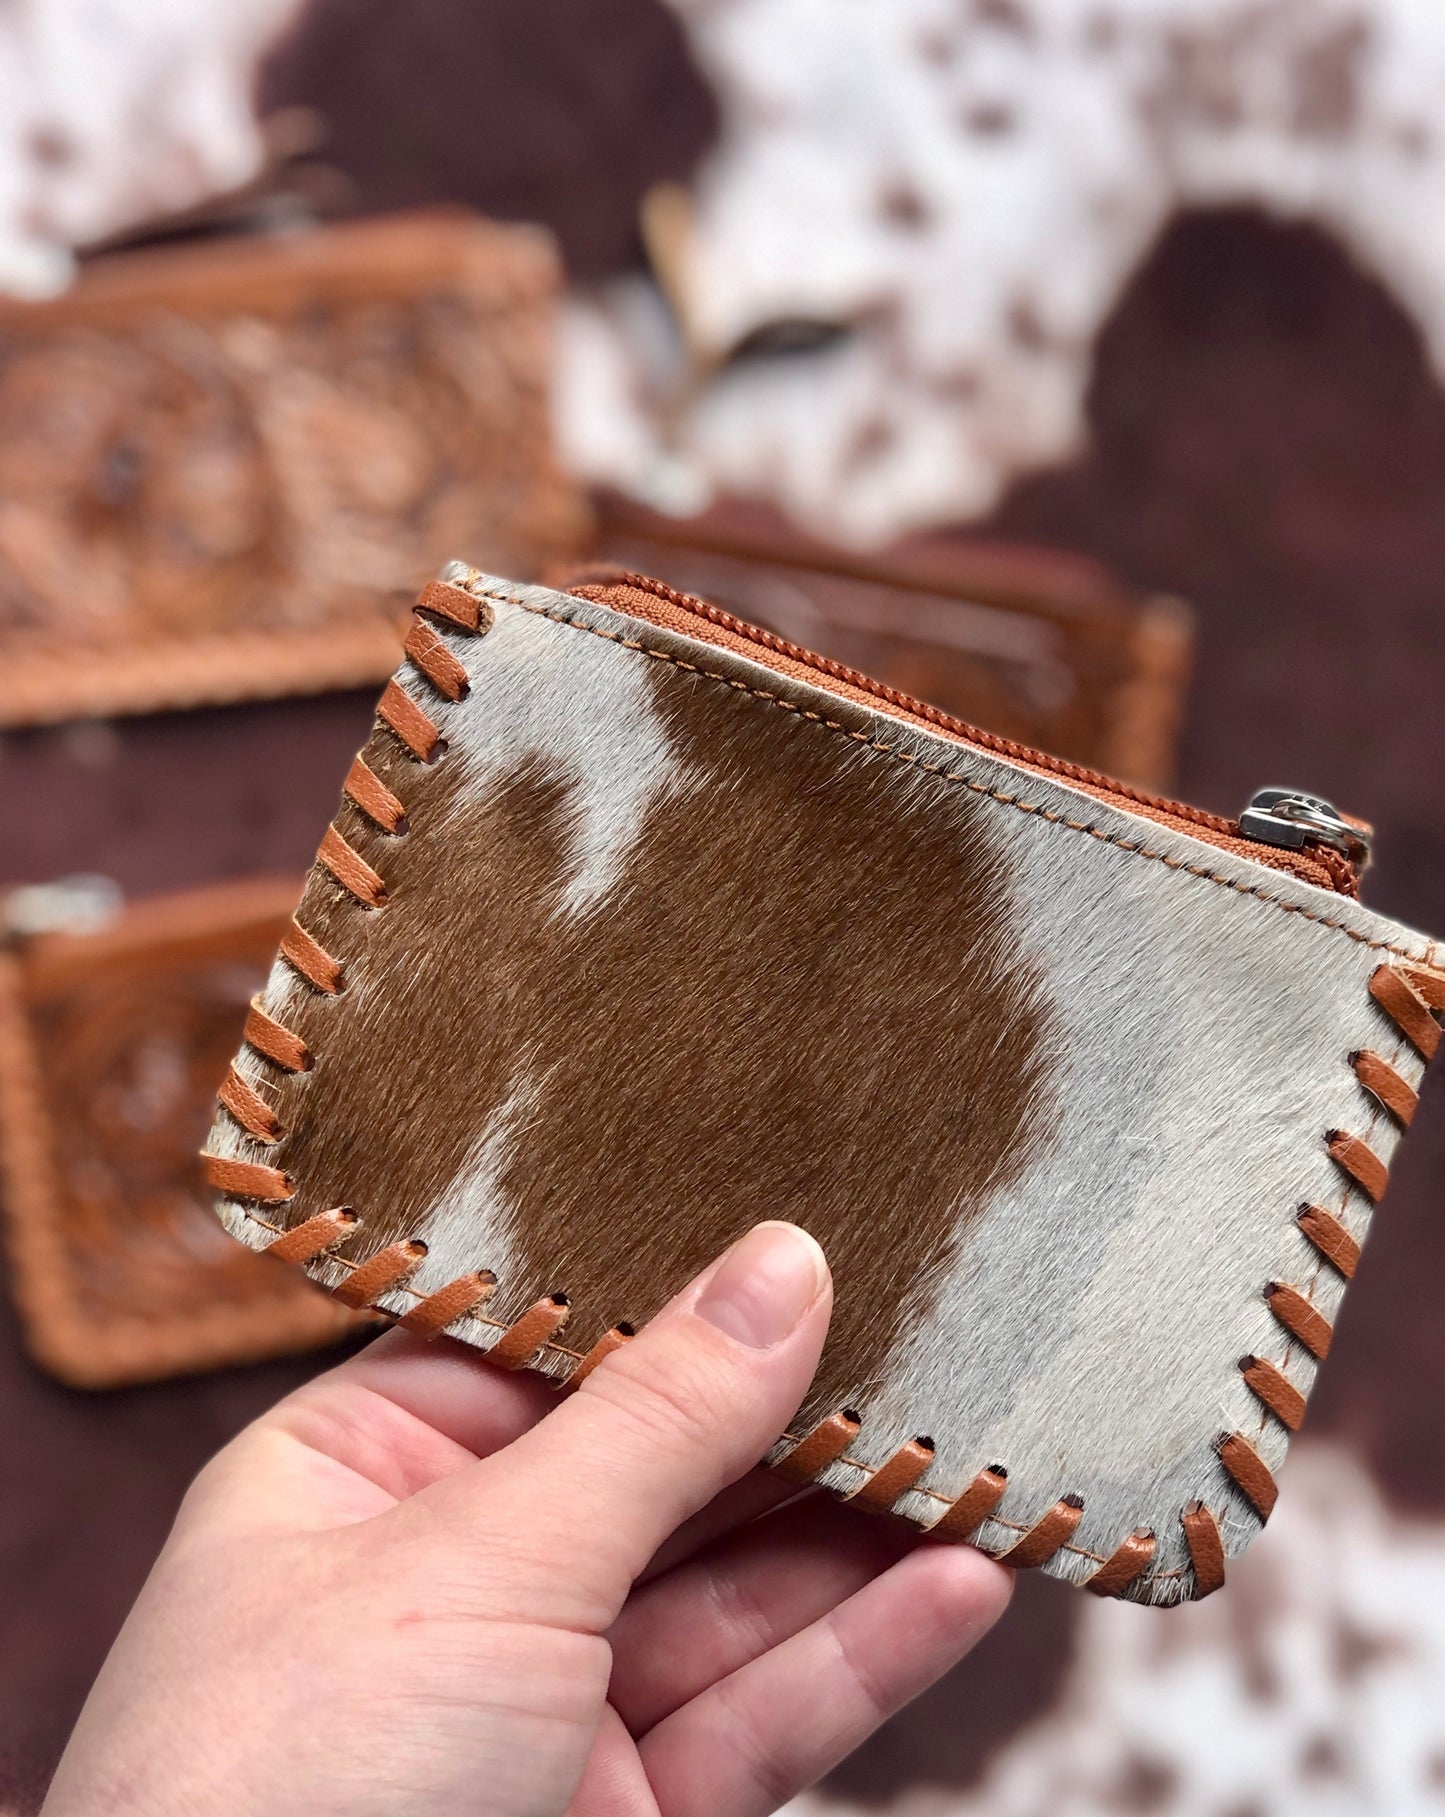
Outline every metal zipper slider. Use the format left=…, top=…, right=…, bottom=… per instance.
left=1238, top=789, right=1370, bottom=869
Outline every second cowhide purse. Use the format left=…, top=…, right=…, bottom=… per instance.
left=202, top=565, right=1444, bottom=1604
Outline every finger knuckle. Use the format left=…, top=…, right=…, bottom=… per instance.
left=580, top=1339, right=732, bottom=1465
left=713, top=1676, right=802, bottom=1810
left=829, top=1611, right=894, bottom=1725
left=707, top=1564, right=783, bottom=1661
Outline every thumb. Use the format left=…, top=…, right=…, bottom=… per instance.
left=411, top=1221, right=832, bottom=1625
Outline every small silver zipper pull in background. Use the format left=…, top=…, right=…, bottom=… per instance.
left=1238, top=789, right=1370, bottom=868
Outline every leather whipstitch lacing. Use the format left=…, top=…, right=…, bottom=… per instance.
left=212, top=576, right=483, bottom=1122
left=243, top=1164, right=1186, bottom=1586
left=1221, top=957, right=1445, bottom=1580
left=207, top=584, right=652, bottom=1390
left=209, top=574, right=1445, bottom=1599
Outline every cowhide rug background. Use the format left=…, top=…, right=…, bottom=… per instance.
left=791, top=1442, right=1445, bottom=1816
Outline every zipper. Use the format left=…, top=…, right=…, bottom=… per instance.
left=561, top=568, right=1364, bottom=899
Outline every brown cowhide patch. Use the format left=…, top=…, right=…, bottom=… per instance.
left=265, top=616, right=1057, bottom=1421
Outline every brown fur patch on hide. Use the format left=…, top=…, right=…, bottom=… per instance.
left=270, top=631, right=1057, bottom=1421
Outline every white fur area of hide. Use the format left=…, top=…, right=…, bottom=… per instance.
left=0, top=0, right=299, bottom=298
left=784, top=1441, right=1445, bottom=1816
left=558, top=0, right=1445, bottom=544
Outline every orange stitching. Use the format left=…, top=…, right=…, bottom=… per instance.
left=489, top=1296, right=570, bottom=1370
left=405, top=617, right=470, bottom=702
left=318, top=825, right=387, bottom=909
left=1370, top=964, right=1440, bottom=1060
left=378, top=678, right=442, bottom=762
left=565, top=1324, right=635, bottom=1389
left=1240, top=1354, right=1306, bottom=1430
left=244, top=1202, right=1228, bottom=1579
left=999, top=1495, right=1084, bottom=1568
left=344, top=756, right=407, bottom=834
left=929, top=1464, right=1009, bottom=1541
left=1218, top=1431, right=1278, bottom=1519
left=1267, top=1281, right=1333, bottom=1359
left=244, top=998, right=311, bottom=1073
left=1401, top=961, right=1445, bottom=1009
left=772, top=1410, right=862, bottom=1486
left=1352, top=1047, right=1418, bottom=1126
left=1326, top=1127, right=1389, bottom=1203
left=416, top=577, right=485, bottom=633
left=1248, top=959, right=1440, bottom=1480
left=400, top=1270, right=496, bottom=1338
left=1182, top=1500, right=1226, bottom=1596
left=846, top=1437, right=935, bottom=1513
left=280, top=918, right=345, bottom=995
left=1087, top=1526, right=1156, bottom=1597
left=217, top=1065, right=281, bottom=1143
left=203, top=1153, right=293, bottom=1203
left=1296, top=1202, right=1360, bottom=1278
left=333, top=1240, right=425, bottom=1310
left=265, top=1207, right=358, bottom=1265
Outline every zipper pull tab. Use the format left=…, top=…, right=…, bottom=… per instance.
left=1238, top=789, right=1370, bottom=869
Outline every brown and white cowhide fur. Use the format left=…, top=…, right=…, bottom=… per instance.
left=206, top=572, right=1438, bottom=1603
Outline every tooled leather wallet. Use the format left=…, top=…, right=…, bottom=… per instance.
left=202, top=563, right=1445, bottom=1605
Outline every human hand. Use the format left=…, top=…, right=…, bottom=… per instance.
left=44, top=1222, right=1011, bottom=1817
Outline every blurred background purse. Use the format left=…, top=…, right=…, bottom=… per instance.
left=0, top=210, right=589, bottom=727
left=0, top=876, right=363, bottom=1388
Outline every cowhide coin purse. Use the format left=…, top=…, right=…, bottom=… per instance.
left=202, top=564, right=1444, bottom=1604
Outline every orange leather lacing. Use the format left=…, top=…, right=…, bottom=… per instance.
left=208, top=576, right=475, bottom=1168
left=1216, top=957, right=1445, bottom=1576
left=207, top=573, right=1445, bottom=1602
left=208, top=578, right=641, bottom=1393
